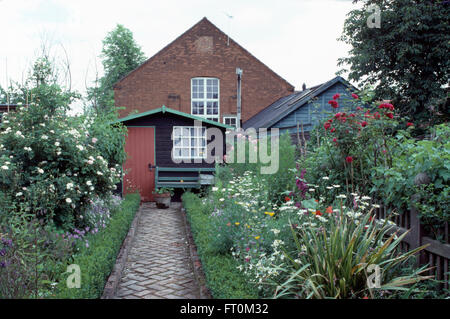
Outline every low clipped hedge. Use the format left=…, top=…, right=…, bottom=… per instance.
left=54, top=193, right=141, bottom=298
left=182, top=192, right=258, bottom=299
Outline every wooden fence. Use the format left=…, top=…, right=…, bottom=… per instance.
left=374, top=205, right=450, bottom=290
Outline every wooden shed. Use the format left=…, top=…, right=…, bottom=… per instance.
left=243, top=76, right=359, bottom=139
left=114, top=105, right=230, bottom=201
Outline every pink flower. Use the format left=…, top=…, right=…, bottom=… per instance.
left=352, top=93, right=359, bottom=99
left=91, top=137, right=98, bottom=144
left=333, top=93, right=340, bottom=100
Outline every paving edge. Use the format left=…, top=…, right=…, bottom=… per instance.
left=101, top=203, right=143, bottom=299
left=181, top=205, right=212, bottom=299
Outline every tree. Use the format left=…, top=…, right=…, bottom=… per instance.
left=0, top=53, right=80, bottom=113
left=338, top=0, right=450, bottom=126
left=87, top=24, right=146, bottom=113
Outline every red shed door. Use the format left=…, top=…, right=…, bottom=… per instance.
left=123, top=127, right=155, bottom=202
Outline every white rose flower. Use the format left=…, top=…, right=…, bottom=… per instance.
left=65, top=198, right=72, bottom=203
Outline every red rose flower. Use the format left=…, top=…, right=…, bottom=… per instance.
left=334, top=112, right=342, bottom=118
left=333, top=137, right=337, bottom=142
left=330, top=128, right=336, bottom=133
left=352, top=93, right=359, bottom=99
left=360, top=121, right=368, bottom=127
left=285, top=196, right=291, bottom=202
left=328, top=100, right=339, bottom=108
left=333, top=93, right=340, bottom=100
left=346, top=156, right=353, bottom=163
left=356, top=106, right=362, bottom=111
left=324, top=122, right=331, bottom=130
left=407, top=122, right=414, bottom=127
left=385, top=113, right=394, bottom=119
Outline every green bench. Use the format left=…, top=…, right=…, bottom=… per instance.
left=155, top=167, right=215, bottom=188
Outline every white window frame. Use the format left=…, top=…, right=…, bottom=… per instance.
left=172, top=126, right=207, bottom=159
left=191, top=77, right=220, bottom=122
left=223, top=116, right=237, bottom=128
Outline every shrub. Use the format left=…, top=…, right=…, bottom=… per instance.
left=0, top=103, right=124, bottom=230
left=274, top=206, right=430, bottom=299
left=53, top=193, right=140, bottom=298
left=182, top=192, right=259, bottom=298
left=371, top=123, right=450, bottom=238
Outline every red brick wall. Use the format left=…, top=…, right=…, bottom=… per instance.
left=114, top=18, right=295, bottom=123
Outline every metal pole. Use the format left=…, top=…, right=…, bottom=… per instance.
left=236, top=68, right=242, bottom=129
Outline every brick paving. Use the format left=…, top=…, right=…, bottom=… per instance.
left=114, top=202, right=201, bottom=299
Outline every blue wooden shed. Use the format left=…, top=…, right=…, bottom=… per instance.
left=243, top=76, right=358, bottom=136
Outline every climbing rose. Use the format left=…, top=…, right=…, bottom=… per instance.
left=346, top=156, right=353, bottom=163
left=333, top=93, right=340, bottom=100
left=324, top=122, right=331, bottom=130
left=385, top=113, right=394, bottom=119
left=379, top=103, right=394, bottom=111
left=333, top=137, right=337, bottom=143
left=328, top=100, right=339, bottom=108
left=407, top=122, right=414, bottom=127
left=360, top=121, right=368, bottom=127
left=330, top=127, right=336, bottom=133
left=352, top=93, right=359, bottom=99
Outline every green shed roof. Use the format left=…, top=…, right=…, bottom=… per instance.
left=112, top=105, right=233, bottom=129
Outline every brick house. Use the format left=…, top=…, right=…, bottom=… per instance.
left=114, top=17, right=295, bottom=127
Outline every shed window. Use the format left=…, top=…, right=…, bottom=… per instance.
left=223, top=116, right=237, bottom=128
left=191, top=78, right=219, bottom=122
left=172, top=126, right=207, bottom=159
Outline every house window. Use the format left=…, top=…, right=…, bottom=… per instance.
left=191, top=78, right=219, bottom=122
left=223, top=116, right=237, bottom=128
left=172, top=126, right=207, bottom=159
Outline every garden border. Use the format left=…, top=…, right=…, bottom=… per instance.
left=101, top=203, right=143, bottom=299
left=181, top=205, right=212, bottom=299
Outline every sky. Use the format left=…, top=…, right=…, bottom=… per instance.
left=0, top=0, right=359, bottom=113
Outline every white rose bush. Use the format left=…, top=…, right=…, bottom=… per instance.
left=0, top=103, right=123, bottom=231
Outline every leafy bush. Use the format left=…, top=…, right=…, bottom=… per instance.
left=274, top=207, right=430, bottom=299
left=53, top=193, right=140, bottom=298
left=0, top=210, right=74, bottom=298
left=371, top=123, right=450, bottom=238
left=0, top=103, right=124, bottom=230
left=182, top=192, right=259, bottom=298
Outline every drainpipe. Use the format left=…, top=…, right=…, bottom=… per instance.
left=236, top=68, right=243, bottom=129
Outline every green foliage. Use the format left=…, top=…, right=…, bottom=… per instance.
left=371, top=123, right=450, bottom=237
left=0, top=104, right=123, bottom=230
left=0, top=209, right=74, bottom=299
left=0, top=56, right=80, bottom=112
left=53, top=193, right=140, bottom=298
left=338, top=0, right=450, bottom=125
left=182, top=192, right=259, bottom=299
left=87, top=24, right=146, bottom=113
left=299, top=94, right=397, bottom=196
left=153, top=187, right=174, bottom=195
left=274, top=207, right=430, bottom=299
left=227, top=132, right=296, bottom=206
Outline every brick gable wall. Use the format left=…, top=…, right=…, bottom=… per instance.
left=114, top=18, right=295, bottom=123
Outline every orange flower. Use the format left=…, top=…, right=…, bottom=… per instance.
left=313, top=210, right=322, bottom=216
left=326, top=206, right=333, bottom=214
left=226, top=222, right=231, bottom=227
left=315, top=199, right=319, bottom=203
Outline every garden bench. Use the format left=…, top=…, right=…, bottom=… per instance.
left=155, top=166, right=215, bottom=188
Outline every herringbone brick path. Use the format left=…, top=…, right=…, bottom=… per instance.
left=114, top=203, right=200, bottom=299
